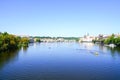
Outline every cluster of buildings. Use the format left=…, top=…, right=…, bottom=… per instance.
left=79, top=33, right=95, bottom=42
left=18, top=33, right=120, bottom=43
left=30, top=38, right=76, bottom=43
left=79, top=33, right=120, bottom=42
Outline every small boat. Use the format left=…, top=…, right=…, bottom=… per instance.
left=95, top=52, right=99, bottom=55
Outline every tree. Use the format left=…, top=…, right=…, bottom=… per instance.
left=114, top=37, right=120, bottom=46
left=104, top=34, right=115, bottom=44
left=35, top=38, right=41, bottom=42
left=20, top=37, right=29, bottom=47
left=104, top=34, right=120, bottom=47
left=0, top=32, right=29, bottom=52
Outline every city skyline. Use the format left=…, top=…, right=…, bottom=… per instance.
left=0, top=0, right=120, bottom=37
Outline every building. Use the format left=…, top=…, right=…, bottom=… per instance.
left=79, top=33, right=95, bottom=42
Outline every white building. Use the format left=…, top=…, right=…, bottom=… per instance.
left=79, top=33, right=95, bottom=42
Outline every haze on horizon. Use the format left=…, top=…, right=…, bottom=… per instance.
left=0, top=0, right=120, bottom=37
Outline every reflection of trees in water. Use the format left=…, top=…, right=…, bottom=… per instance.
left=23, top=46, right=28, bottom=52
left=98, top=44, right=108, bottom=53
left=106, top=47, right=120, bottom=57
left=0, top=48, right=21, bottom=69
left=98, top=44, right=104, bottom=51
left=98, top=44, right=120, bottom=57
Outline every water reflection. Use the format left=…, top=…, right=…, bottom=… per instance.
left=106, top=47, right=120, bottom=58
left=79, top=42, right=120, bottom=57
left=1, top=43, right=120, bottom=80
left=98, top=43, right=120, bottom=57
left=0, top=49, right=20, bottom=69
left=0, top=46, right=29, bottom=69
left=22, top=46, right=29, bottom=53
left=98, top=44, right=108, bottom=54
left=79, top=42, right=94, bottom=49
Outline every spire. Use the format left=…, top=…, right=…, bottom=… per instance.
left=87, top=33, right=89, bottom=36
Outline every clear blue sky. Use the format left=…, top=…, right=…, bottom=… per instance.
left=0, top=0, right=120, bottom=37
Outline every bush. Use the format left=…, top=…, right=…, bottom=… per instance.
left=0, top=32, right=29, bottom=52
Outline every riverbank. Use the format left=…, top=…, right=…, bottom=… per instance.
left=93, top=34, right=120, bottom=48
left=0, top=32, right=29, bottom=52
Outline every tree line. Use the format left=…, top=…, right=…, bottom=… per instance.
left=0, top=32, right=29, bottom=52
left=93, top=34, right=120, bottom=47
left=104, top=34, right=120, bottom=47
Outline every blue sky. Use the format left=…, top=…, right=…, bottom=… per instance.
left=0, top=0, right=120, bottom=37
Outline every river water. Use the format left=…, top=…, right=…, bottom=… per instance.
left=0, top=42, right=120, bottom=80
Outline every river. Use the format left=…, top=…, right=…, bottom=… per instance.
left=0, top=42, right=120, bottom=80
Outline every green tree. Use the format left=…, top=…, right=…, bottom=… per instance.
left=21, top=37, right=29, bottom=47
left=104, top=34, right=115, bottom=44
left=114, top=37, right=120, bottom=46
left=35, top=38, right=41, bottom=42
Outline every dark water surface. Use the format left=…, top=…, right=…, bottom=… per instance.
left=0, top=42, right=120, bottom=80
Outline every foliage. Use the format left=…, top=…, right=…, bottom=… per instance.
left=104, top=34, right=115, bottom=44
left=114, top=37, right=120, bottom=46
left=0, top=32, right=29, bottom=52
left=35, top=38, right=41, bottom=42
left=92, top=37, right=104, bottom=44
left=104, top=34, right=120, bottom=47
left=21, top=37, right=29, bottom=44
left=57, top=37, right=79, bottom=42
